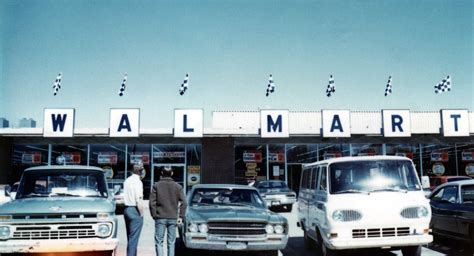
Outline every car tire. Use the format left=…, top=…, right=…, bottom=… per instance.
left=321, top=241, right=337, bottom=256
left=401, top=245, right=422, bottom=256
left=303, top=229, right=315, bottom=249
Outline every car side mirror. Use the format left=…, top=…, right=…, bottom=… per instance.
left=113, top=185, right=121, bottom=195
left=421, top=176, right=430, bottom=189
left=5, top=186, right=11, bottom=197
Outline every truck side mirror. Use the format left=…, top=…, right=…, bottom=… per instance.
left=421, top=176, right=430, bottom=189
left=113, top=185, right=121, bottom=195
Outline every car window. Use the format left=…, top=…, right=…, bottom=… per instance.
left=319, top=166, right=327, bottom=191
left=440, top=186, right=458, bottom=203
left=190, top=188, right=265, bottom=208
left=461, top=185, right=474, bottom=204
left=310, top=167, right=319, bottom=190
left=431, top=188, right=444, bottom=201
left=301, top=168, right=309, bottom=189
left=447, top=177, right=471, bottom=182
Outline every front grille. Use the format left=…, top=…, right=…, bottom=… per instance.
left=12, top=214, right=97, bottom=220
left=340, top=210, right=362, bottom=222
left=352, top=227, right=410, bottom=238
left=10, top=223, right=101, bottom=240
left=400, top=207, right=420, bottom=219
left=208, top=221, right=267, bottom=236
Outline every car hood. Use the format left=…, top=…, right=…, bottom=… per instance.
left=0, top=197, right=114, bottom=215
left=186, top=205, right=286, bottom=223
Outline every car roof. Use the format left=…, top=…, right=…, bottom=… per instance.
left=435, top=179, right=474, bottom=189
left=303, top=155, right=412, bottom=168
left=191, top=184, right=257, bottom=190
left=24, top=165, right=105, bottom=172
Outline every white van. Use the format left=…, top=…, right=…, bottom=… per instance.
left=297, top=156, right=432, bottom=256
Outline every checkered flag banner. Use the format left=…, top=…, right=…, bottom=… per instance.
left=434, top=75, right=451, bottom=94
left=179, top=74, right=189, bottom=95
left=265, top=74, right=275, bottom=97
left=118, top=74, right=127, bottom=97
left=52, top=73, right=62, bottom=96
left=326, top=75, right=335, bottom=97
left=384, top=75, right=393, bottom=96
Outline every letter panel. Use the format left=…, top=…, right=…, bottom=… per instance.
left=174, top=109, right=203, bottom=138
left=382, top=110, right=411, bottom=137
left=110, top=109, right=140, bottom=137
left=43, top=108, right=75, bottom=137
left=260, top=110, right=289, bottom=138
left=441, top=109, right=470, bottom=137
left=321, top=110, right=350, bottom=137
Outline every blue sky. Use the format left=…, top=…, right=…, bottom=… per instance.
left=0, top=0, right=472, bottom=128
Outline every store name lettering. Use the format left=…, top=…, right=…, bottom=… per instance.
left=42, top=108, right=471, bottom=138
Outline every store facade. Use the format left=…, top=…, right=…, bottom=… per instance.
left=1, top=109, right=473, bottom=197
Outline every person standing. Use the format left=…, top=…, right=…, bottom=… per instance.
left=123, top=163, right=145, bottom=256
left=149, top=166, right=187, bottom=256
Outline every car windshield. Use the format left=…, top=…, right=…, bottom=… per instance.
left=190, top=188, right=265, bottom=208
left=329, top=160, right=421, bottom=194
left=256, top=181, right=288, bottom=189
left=16, top=169, right=109, bottom=199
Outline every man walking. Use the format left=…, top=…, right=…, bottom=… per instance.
left=149, top=166, right=187, bottom=256
left=123, top=163, right=145, bottom=256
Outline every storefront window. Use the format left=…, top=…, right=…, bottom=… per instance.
left=89, top=144, right=126, bottom=180
left=386, top=144, right=421, bottom=174
left=351, top=144, right=383, bottom=156
left=268, top=144, right=286, bottom=181
left=51, top=145, right=88, bottom=166
left=455, top=143, right=474, bottom=177
left=286, top=144, right=318, bottom=163
left=11, top=145, right=49, bottom=183
left=317, top=144, right=350, bottom=161
left=186, top=145, right=202, bottom=191
left=420, top=144, right=457, bottom=177
left=234, top=145, right=266, bottom=185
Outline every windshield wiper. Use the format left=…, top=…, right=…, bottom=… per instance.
left=49, top=193, right=81, bottom=197
left=224, top=202, right=253, bottom=207
left=332, top=190, right=369, bottom=195
left=369, top=188, right=407, bottom=193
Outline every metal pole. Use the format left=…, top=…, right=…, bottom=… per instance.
left=455, top=143, right=459, bottom=176
left=419, top=144, right=423, bottom=177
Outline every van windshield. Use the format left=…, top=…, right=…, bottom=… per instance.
left=329, top=160, right=421, bottom=194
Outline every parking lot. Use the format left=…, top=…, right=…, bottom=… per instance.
left=115, top=202, right=473, bottom=256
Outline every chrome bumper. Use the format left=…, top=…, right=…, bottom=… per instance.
left=185, top=233, right=288, bottom=251
left=0, top=238, right=119, bottom=253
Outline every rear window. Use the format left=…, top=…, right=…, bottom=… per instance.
left=461, top=185, right=474, bottom=204
left=447, top=177, right=471, bottom=183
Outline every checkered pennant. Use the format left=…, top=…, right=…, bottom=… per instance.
left=118, top=74, right=128, bottom=97
left=326, top=75, right=335, bottom=97
left=384, top=75, right=393, bottom=96
left=179, top=74, right=189, bottom=95
left=265, top=74, right=275, bottom=97
left=52, top=73, right=62, bottom=96
left=434, top=75, right=451, bottom=94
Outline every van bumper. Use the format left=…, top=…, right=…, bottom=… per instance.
left=327, top=234, right=432, bottom=250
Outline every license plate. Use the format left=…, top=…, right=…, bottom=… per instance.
left=226, top=242, right=247, bottom=250
left=271, top=201, right=281, bottom=206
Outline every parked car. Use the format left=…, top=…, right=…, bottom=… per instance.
left=429, top=175, right=471, bottom=191
left=298, top=156, right=432, bottom=256
left=0, top=185, right=12, bottom=205
left=0, top=165, right=118, bottom=255
left=180, top=184, right=288, bottom=254
left=254, top=180, right=297, bottom=212
left=429, top=179, right=474, bottom=248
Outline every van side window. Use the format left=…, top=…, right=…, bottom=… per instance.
left=319, top=166, right=327, bottom=191
left=301, top=168, right=309, bottom=189
left=310, top=167, right=319, bottom=190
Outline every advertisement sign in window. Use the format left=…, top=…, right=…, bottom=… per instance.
left=21, top=152, right=42, bottom=164
left=98, top=152, right=118, bottom=165
left=462, top=151, right=474, bottom=161
left=130, top=153, right=150, bottom=164
left=466, top=163, right=474, bottom=177
left=153, top=152, right=185, bottom=158
left=268, top=153, right=285, bottom=163
left=62, top=152, right=81, bottom=164
left=432, top=163, right=446, bottom=176
left=243, top=152, right=262, bottom=163
left=431, top=152, right=449, bottom=162
left=187, top=166, right=201, bottom=186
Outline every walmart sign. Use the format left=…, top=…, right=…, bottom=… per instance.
left=42, top=108, right=471, bottom=138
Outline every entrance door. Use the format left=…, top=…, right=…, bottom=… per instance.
left=152, top=164, right=186, bottom=192
left=288, top=164, right=302, bottom=195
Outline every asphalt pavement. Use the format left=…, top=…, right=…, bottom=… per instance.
left=115, top=201, right=473, bottom=256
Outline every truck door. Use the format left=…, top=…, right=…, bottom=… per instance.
left=308, top=166, right=320, bottom=239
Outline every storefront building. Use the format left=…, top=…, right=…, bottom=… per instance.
left=0, top=109, right=473, bottom=197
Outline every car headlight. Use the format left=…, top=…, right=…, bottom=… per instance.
left=0, top=226, right=10, bottom=240
left=265, top=224, right=274, bottom=234
left=97, top=224, right=111, bottom=237
left=198, top=224, right=208, bottom=234
left=332, top=210, right=344, bottom=222
left=417, top=207, right=429, bottom=218
left=188, top=223, right=198, bottom=233
left=274, top=224, right=284, bottom=234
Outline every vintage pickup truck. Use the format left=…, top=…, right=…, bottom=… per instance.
left=0, top=165, right=118, bottom=255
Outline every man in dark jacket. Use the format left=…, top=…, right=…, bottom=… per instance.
left=149, top=166, right=187, bottom=256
